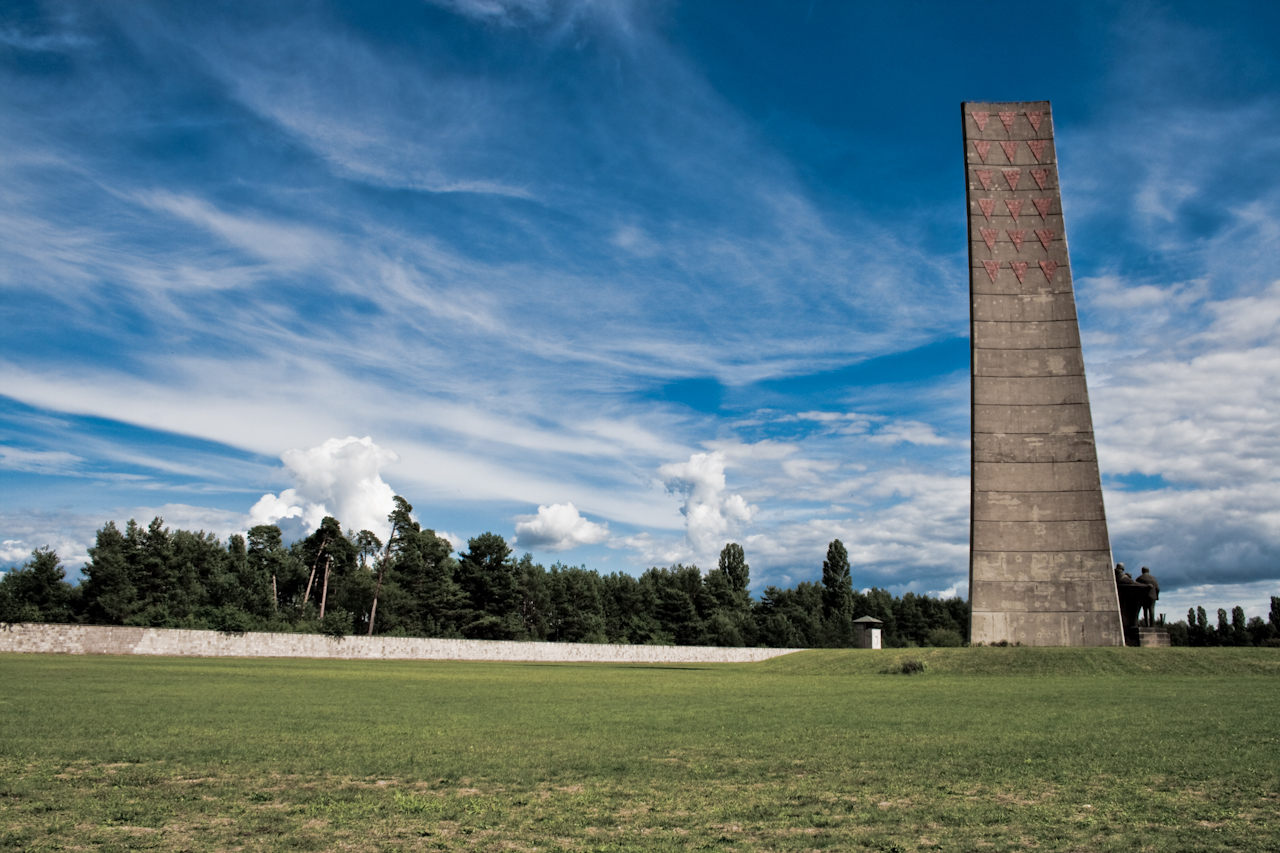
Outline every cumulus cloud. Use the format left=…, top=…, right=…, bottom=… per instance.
left=249, top=436, right=398, bottom=540
left=513, top=502, right=609, bottom=551
left=658, top=451, right=756, bottom=560
left=1, top=539, right=32, bottom=565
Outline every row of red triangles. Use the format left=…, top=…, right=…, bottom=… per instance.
left=974, top=168, right=1051, bottom=192
left=977, top=197, right=1053, bottom=220
left=973, top=140, right=1049, bottom=163
left=971, top=110, right=1044, bottom=133
left=980, top=259, right=1060, bottom=284
left=979, top=228, right=1056, bottom=252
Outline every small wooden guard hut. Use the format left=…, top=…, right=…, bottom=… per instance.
left=852, top=615, right=883, bottom=650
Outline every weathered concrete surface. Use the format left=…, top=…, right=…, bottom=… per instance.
left=972, top=293, right=1078, bottom=323
left=965, top=100, right=1122, bottom=646
left=1132, top=626, right=1172, bottom=648
left=973, top=433, right=1098, bottom=464
left=0, top=623, right=802, bottom=664
left=971, top=611, right=1119, bottom=647
left=971, top=550, right=1113, bottom=582
left=973, top=403, right=1096, bottom=434
left=972, top=320, right=1082, bottom=350
left=974, top=349, right=1086, bottom=377
left=974, top=375, right=1091, bottom=405
left=972, top=491, right=1107, bottom=522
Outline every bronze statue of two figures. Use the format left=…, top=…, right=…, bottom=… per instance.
left=1115, top=564, right=1161, bottom=628
left=963, top=101, right=1167, bottom=648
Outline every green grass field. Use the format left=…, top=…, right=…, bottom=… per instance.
left=2, top=648, right=1278, bottom=851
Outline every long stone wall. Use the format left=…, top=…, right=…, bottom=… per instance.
left=0, top=622, right=803, bottom=664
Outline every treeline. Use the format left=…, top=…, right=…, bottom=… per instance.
left=0, top=497, right=970, bottom=648
left=1166, top=604, right=1280, bottom=647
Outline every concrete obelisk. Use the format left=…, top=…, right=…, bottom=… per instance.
left=964, top=101, right=1123, bottom=646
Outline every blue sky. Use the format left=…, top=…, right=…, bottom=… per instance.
left=3, top=0, right=1280, bottom=618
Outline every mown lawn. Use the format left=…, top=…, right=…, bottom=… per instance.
left=1, top=648, right=1277, bottom=851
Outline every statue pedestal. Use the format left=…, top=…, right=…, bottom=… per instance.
left=1124, top=626, right=1171, bottom=647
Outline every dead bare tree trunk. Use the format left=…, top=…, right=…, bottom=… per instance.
left=368, top=558, right=385, bottom=636
left=319, top=556, right=332, bottom=619
left=272, top=575, right=278, bottom=611
left=366, top=507, right=404, bottom=635
left=301, top=534, right=331, bottom=609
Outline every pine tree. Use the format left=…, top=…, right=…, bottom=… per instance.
left=0, top=548, right=74, bottom=623
left=456, top=532, right=517, bottom=638
left=80, top=521, right=138, bottom=624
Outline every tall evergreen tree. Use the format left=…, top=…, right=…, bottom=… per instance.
left=547, top=564, right=608, bottom=642
left=80, top=520, right=137, bottom=624
left=456, top=532, right=517, bottom=638
left=705, top=543, right=753, bottom=646
left=248, top=524, right=302, bottom=614
left=709, top=543, right=750, bottom=609
left=391, top=527, right=464, bottom=637
left=513, top=553, right=551, bottom=640
left=369, top=497, right=415, bottom=635
left=821, top=539, right=853, bottom=619
left=0, top=548, right=75, bottom=623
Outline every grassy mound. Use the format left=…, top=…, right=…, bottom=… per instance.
left=758, top=645, right=1280, bottom=677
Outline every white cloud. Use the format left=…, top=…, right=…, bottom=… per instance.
left=425, top=0, right=553, bottom=27
left=137, top=191, right=326, bottom=267
left=0, top=445, right=82, bottom=475
left=1, top=539, right=31, bottom=565
left=247, top=490, right=305, bottom=526
left=658, top=451, right=757, bottom=561
left=1158, top=580, right=1279, bottom=622
left=513, top=502, right=609, bottom=551
left=250, top=437, right=398, bottom=539
left=866, top=420, right=955, bottom=447
left=0, top=512, right=96, bottom=573
left=435, top=530, right=465, bottom=553
left=0, top=26, right=92, bottom=53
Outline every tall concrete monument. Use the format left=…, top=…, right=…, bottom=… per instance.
left=964, top=101, right=1123, bottom=646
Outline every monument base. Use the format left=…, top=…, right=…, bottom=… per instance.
left=1124, top=626, right=1171, bottom=648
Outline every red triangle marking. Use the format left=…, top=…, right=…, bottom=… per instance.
left=998, top=111, right=1017, bottom=132
left=970, top=111, right=989, bottom=131
left=1031, top=168, right=1050, bottom=190
left=1027, top=139, right=1048, bottom=162
left=1002, top=168, right=1022, bottom=191
left=977, top=198, right=996, bottom=220
left=975, top=169, right=994, bottom=191
left=1004, top=198, right=1023, bottom=221
left=1039, top=260, right=1059, bottom=282
left=999, top=141, right=1019, bottom=162
left=1035, top=229, right=1055, bottom=251
left=1033, top=197, right=1053, bottom=218
left=1026, top=111, right=1043, bottom=132
left=1010, top=261, right=1028, bottom=283
left=980, top=228, right=998, bottom=251
left=1008, top=229, right=1026, bottom=251
left=983, top=260, right=1000, bottom=283
left=973, top=140, right=991, bottom=162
